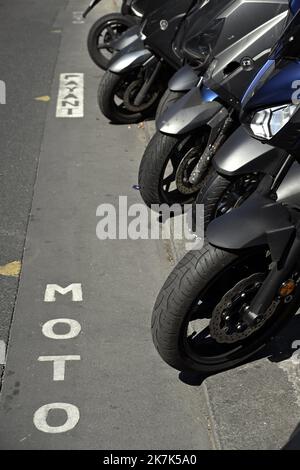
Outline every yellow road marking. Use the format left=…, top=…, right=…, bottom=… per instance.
left=0, top=261, right=21, bottom=277
left=35, top=96, right=50, bottom=102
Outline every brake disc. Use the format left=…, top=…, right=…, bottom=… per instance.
left=210, top=273, right=279, bottom=344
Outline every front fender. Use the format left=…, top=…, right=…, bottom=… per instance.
left=277, top=163, right=300, bottom=211
left=207, top=193, right=295, bottom=263
left=109, top=39, right=153, bottom=74
left=213, top=127, right=288, bottom=177
left=111, top=25, right=141, bottom=51
left=168, top=65, right=200, bottom=92
left=157, top=86, right=223, bottom=135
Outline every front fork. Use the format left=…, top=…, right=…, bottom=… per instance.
left=244, top=154, right=300, bottom=325
left=189, top=109, right=235, bottom=185
left=133, top=58, right=163, bottom=107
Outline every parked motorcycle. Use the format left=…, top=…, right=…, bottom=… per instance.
left=195, top=0, right=300, bottom=228
left=138, top=0, right=289, bottom=208
left=151, top=4, right=300, bottom=374
left=84, top=0, right=146, bottom=70
left=97, top=0, right=199, bottom=124
left=156, top=0, right=300, bottom=120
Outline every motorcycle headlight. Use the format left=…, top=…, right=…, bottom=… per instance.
left=250, top=103, right=298, bottom=140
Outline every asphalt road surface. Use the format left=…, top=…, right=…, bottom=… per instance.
left=0, top=0, right=213, bottom=450
left=0, top=0, right=300, bottom=451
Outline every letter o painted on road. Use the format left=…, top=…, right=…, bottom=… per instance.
left=33, top=403, right=80, bottom=433
left=42, top=319, right=81, bottom=339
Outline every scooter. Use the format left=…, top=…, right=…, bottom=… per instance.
left=151, top=4, right=300, bottom=374
left=97, top=0, right=200, bottom=124
left=99, top=0, right=290, bottom=125
left=195, top=0, right=300, bottom=228
left=156, top=0, right=300, bottom=120
left=84, top=0, right=146, bottom=70
left=138, top=0, right=289, bottom=209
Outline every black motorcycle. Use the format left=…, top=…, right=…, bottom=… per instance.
left=138, top=0, right=288, bottom=208
left=84, top=0, right=146, bottom=70
left=98, top=0, right=202, bottom=124
left=151, top=6, right=300, bottom=374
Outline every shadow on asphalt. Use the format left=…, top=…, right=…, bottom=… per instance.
left=283, top=424, right=300, bottom=450
left=178, top=314, right=300, bottom=387
left=178, top=315, right=300, bottom=450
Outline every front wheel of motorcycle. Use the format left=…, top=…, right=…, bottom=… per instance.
left=152, top=243, right=298, bottom=374
left=87, top=14, right=137, bottom=70
left=195, top=167, right=263, bottom=230
left=138, top=130, right=210, bottom=208
left=98, top=70, right=161, bottom=124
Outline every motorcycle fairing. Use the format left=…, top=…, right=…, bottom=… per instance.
left=212, top=126, right=300, bottom=210
left=207, top=125, right=300, bottom=261
left=142, top=0, right=196, bottom=68
left=242, top=9, right=300, bottom=109
left=157, top=85, right=223, bottom=135
left=290, top=0, right=300, bottom=15
left=240, top=11, right=300, bottom=151
left=242, top=60, right=300, bottom=111
left=203, top=5, right=288, bottom=106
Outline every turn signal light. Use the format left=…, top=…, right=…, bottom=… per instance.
left=279, top=279, right=296, bottom=298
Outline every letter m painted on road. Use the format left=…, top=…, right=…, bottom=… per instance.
left=44, top=284, right=83, bottom=302
left=0, top=81, right=6, bottom=104
left=0, top=341, right=6, bottom=365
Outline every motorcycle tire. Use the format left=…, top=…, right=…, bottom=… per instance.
left=87, top=13, right=137, bottom=70
left=98, top=69, right=162, bottom=124
left=152, top=242, right=299, bottom=374
left=138, top=130, right=209, bottom=208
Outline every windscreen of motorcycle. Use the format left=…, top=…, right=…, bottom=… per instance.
left=131, top=0, right=163, bottom=18
left=271, top=7, right=300, bottom=61
left=173, top=0, right=233, bottom=66
left=141, top=0, right=195, bottom=39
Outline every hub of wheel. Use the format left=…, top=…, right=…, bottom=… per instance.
left=123, top=80, right=160, bottom=113
left=210, top=273, right=278, bottom=344
left=216, top=174, right=261, bottom=218
left=176, top=147, right=206, bottom=195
